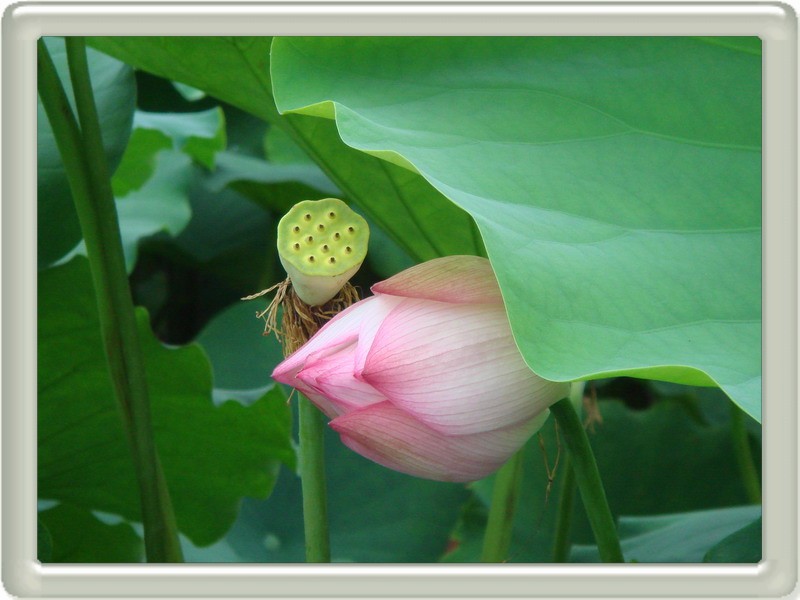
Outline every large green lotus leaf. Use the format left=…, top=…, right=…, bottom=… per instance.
left=38, top=258, right=294, bottom=546
left=269, top=37, right=762, bottom=422
left=570, top=505, right=761, bottom=563
left=87, top=37, right=484, bottom=262
left=38, top=504, right=144, bottom=563
left=446, top=394, right=758, bottom=562
left=38, top=37, right=136, bottom=268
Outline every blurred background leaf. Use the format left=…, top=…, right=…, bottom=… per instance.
left=38, top=258, right=295, bottom=548
left=570, top=505, right=761, bottom=563
left=703, top=515, right=762, bottom=563
left=184, top=419, right=470, bottom=563
left=38, top=37, right=136, bottom=268
left=38, top=504, right=144, bottom=563
left=444, top=382, right=761, bottom=562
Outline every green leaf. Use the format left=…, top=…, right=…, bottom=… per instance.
left=38, top=36, right=136, bottom=268
left=206, top=150, right=339, bottom=214
left=37, top=516, right=54, bottom=563
left=265, top=125, right=314, bottom=164
left=450, top=393, right=759, bottom=562
left=38, top=258, right=294, bottom=546
left=269, top=36, right=762, bottom=422
left=169, top=179, right=278, bottom=287
left=38, top=504, right=144, bottom=563
left=172, top=81, right=207, bottom=102
left=112, top=108, right=226, bottom=197
left=110, top=108, right=229, bottom=268
left=205, top=148, right=414, bottom=280
left=574, top=397, right=759, bottom=533
left=703, top=516, right=762, bottom=563
left=196, top=299, right=284, bottom=391
left=87, top=37, right=485, bottom=262
left=282, top=114, right=486, bottom=261
left=570, top=505, right=761, bottom=563
left=201, top=421, right=469, bottom=563
left=67, top=148, right=194, bottom=271
left=133, top=108, right=227, bottom=169
left=111, top=128, right=173, bottom=198
left=88, top=37, right=278, bottom=121
left=116, top=149, right=194, bottom=269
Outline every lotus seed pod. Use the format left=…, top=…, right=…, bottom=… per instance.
left=277, top=198, right=369, bottom=306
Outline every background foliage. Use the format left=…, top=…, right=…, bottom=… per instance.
left=37, top=36, right=761, bottom=563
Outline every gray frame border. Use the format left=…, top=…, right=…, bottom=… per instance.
left=2, top=2, right=797, bottom=598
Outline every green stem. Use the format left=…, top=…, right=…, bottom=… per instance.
left=38, top=38, right=183, bottom=562
left=551, top=453, right=576, bottom=562
left=729, top=402, right=761, bottom=504
left=480, top=449, right=524, bottom=562
left=298, top=394, right=331, bottom=562
left=550, top=397, right=623, bottom=563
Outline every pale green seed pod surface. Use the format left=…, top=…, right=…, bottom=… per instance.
left=277, top=198, right=369, bottom=306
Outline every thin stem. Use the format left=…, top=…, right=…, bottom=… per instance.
left=551, top=381, right=583, bottom=562
left=480, top=449, right=524, bottom=562
left=551, top=453, right=576, bottom=562
left=729, top=402, right=761, bottom=504
left=39, top=38, right=182, bottom=562
left=298, top=394, right=331, bottom=562
left=550, top=397, right=623, bottom=563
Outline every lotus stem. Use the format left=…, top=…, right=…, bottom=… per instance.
left=480, top=449, right=524, bottom=562
left=551, top=453, right=576, bottom=562
left=549, top=397, right=623, bottom=563
left=298, top=393, right=331, bottom=562
left=38, top=37, right=183, bottom=562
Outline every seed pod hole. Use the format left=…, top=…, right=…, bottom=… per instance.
left=329, top=257, right=336, bottom=264
left=347, top=226, right=355, bottom=233
left=328, top=212, right=336, bottom=219
left=304, top=213, right=312, bottom=221
left=306, top=236, right=314, bottom=243
left=345, top=246, right=352, bottom=254
left=317, top=224, right=325, bottom=231
left=293, top=243, right=300, bottom=250
left=308, top=255, right=315, bottom=263
left=334, top=232, right=341, bottom=240
left=293, top=226, right=300, bottom=233
left=322, top=244, right=329, bottom=252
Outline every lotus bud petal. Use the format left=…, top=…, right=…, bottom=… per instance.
left=277, top=198, right=369, bottom=306
left=272, top=255, right=570, bottom=482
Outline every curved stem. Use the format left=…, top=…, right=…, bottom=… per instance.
left=550, top=398, right=623, bottom=563
left=480, top=449, right=524, bottom=562
left=298, top=394, right=331, bottom=562
left=729, top=402, right=761, bottom=504
left=551, top=453, right=576, bottom=562
left=39, top=38, right=183, bottom=562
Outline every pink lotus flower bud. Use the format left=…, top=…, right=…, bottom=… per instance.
left=272, top=255, right=570, bottom=482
